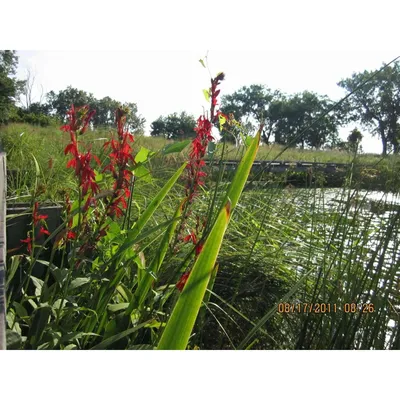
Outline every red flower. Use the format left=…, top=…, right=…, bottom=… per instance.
left=67, top=231, right=76, bottom=240
left=183, top=231, right=197, bottom=244
left=32, top=202, right=48, bottom=226
left=176, top=271, right=191, bottom=292
left=61, top=105, right=96, bottom=136
left=175, top=73, right=224, bottom=253
left=39, top=226, right=50, bottom=236
left=63, top=105, right=99, bottom=206
left=103, top=108, right=135, bottom=219
left=20, top=235, right=32, bottom=253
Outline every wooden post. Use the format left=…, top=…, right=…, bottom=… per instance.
left=0, top=153, right=6, bottom=349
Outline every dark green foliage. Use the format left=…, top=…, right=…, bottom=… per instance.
left=338, top=61, right=400, bottom=155
left=273, top=91, right=340, bottom=149
left=220, top=84, right=281, bottom=144
left=150, top=111, right=196, bottom=139
left=46, top=86, right=145, bottom=132
left=221, top=85, right=340, bottom=148
left=347, top=128, right=363, bottom=153
left=0, top=51, right=25, bottom=124
left=47, top=86, right=94, bottom=121
left=8, top=104, right=57, bottom=126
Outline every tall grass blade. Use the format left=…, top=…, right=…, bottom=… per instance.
left=157, top=132, right=260, bottom=350
left=131, top=199, right=184, bottom=311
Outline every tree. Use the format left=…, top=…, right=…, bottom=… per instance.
left=337, top=62, right=400, bottom=155
left=150, top=116, right=166, bottom=137
left=220, top=84, right=282, bottom=144
left=150, top=112, right=196, bottom=139
left=271, top=91, right=340, bottom=149
left=45, top=88, right=145, bottom=133
left=347, top=128, right=363, bottom=153
left=0, top=51, right=25, bottom=124
left=91, top=96, right=120, bottom=126
left=121, top=102, right=146, bottom=134
left=19, top=68, right=46, bottom=111
left=47, top=86, right=96, bottom=121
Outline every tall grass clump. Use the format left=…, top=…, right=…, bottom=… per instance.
left=4, top=68, right=263, bottom=350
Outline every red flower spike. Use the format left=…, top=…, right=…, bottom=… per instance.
left=102, top=107, right=136, bottom=219
left=32, top=202, right=48, bottom=227
left=63, top=105, right=99, bottom=206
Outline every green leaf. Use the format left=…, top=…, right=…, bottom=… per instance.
left=127, top=162, right=187, bottom=241
left=131, top=199, right=184, bottom=311
left=135, top=147, right=152, bottom=163
left=244, top=136, right=253, bottom=148
left=61, top=331, right=99, bottom=344
left=90, top=320, right=154, bottom=350
left=94, top=170, right=103, bottom=182
left=12, top=302, right=28, bottom=319
left=6, top=255, right=23, bottom=290
left=106, top=221, right=122, bottom=241
left=157, top=131, right=261, bottom=350
left=203, top=89, right=210, bottom=102
left=30, top=276, right=44, bottom=297
left=52, top=299, right=69, bottom=312
left=162, top=140, right=191, bottom=155
left=6, top=330, right=22, bottom=349
left=157, top=201, right=231, bottom=350
left=199, top=59, right=206, bottom=69
left=219, top=113, right=226, bottom=130
left=203, top=263, right=218, bottom=307
left=116, top=284, right=133, bottom=303
left=134, top=164, right=152, bottom=183
left=29, top=305, right=52, bottom=347
left=70, top=277, right=90, bottom=290
left=50, top=267, right=69, bottom=286
left=31, top=153, right=41, bottom=178
left=222, top=130, right=261, bottom=211
left=70, top=199, right=80, bottom=229
left=107, top=303, right=130, bottom=313
left=128, top=344, right=154, bottom=350
left=207, top=142, right=216, bottom=157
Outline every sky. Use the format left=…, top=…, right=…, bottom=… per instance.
left=15, top=49, right=398, bottom=153
left=3, top=0, right=400, bottom=154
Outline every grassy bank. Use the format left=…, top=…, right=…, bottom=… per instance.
left=2, top=123, right=400, bottom=199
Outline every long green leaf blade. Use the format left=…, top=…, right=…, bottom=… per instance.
left=157, top=131, right=260, bottom=350
left=131, top=199, right=184, bottom=311
left=128, top=162, right=187, bottom=241
left=157, top=201, right=231, bottom=350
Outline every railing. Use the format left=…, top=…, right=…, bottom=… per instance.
left=204, top=159, right=351, bottom=173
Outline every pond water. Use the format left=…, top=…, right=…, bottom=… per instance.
left=258, top=187, right=400, bottom=348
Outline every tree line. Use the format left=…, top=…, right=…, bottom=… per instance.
left=0, top=51, right=145, bottom=133
left=1, top=51, right=400, bottom=154
left=149, top=62, right=400, bottom=155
